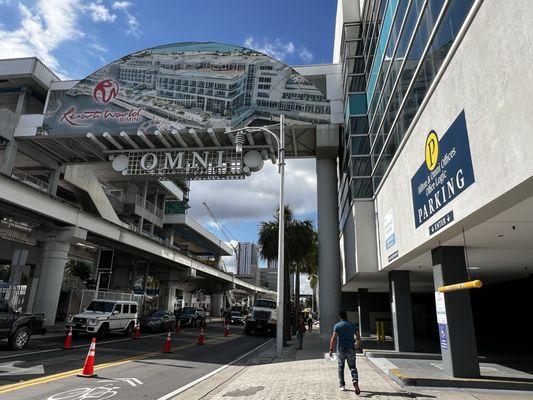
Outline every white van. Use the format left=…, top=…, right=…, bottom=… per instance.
left=66, top=300, right=138, bottom=337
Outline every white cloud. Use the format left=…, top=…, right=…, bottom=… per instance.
left=111, top=1, right=131, bottom=10
left=87, top=3, right=116, bottom=23
left=0, top=0, right=84, bottom=76
left=244, top=37, right=314, bottom=63
left=298, top=47, right=313, bottom=63
left=188, top=159, right=317, bottom=226
left=112, top=0, right=140, bottom=37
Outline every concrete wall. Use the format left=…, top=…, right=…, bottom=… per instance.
left=375, top=0, right=533, bottom=270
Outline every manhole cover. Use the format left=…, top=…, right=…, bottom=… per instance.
left=223, top=386, right=265, bottom=397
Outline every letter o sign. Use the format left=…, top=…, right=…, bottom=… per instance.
left=140, top=153, right=158, bottom=171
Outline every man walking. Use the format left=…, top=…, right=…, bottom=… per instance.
left=329, top=310, right=362, bottom=394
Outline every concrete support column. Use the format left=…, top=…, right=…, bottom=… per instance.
left=316, top=157, right=342, bottom=338
left=210, top=292, right=224, bottom=316
left=47, top=168, right=61, bottom=196
left=389, top=271, right=415, bottom=352
left=33, top=240, right=70, bottom=326
left=432, top=246, right=479, bottom=378
left=1, top=87, right=30, bottom=176
left=183, top=292, right=193, bottom=307
left=357, top=289, right=370, bottom=337
left=159, top=282, right=177, bottom=311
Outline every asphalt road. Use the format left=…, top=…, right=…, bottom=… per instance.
left=0, top=323, right=271, bottom=400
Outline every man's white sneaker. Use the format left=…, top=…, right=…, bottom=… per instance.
left=339, top=386, right=346, bottom=391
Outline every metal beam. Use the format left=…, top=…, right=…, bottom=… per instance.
left=171, top=129, right=188, bottom=147
left=189, top=128, right=204, bottom=147
left=17, top=141, right=62, bottom=168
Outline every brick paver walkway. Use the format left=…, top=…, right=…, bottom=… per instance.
left=201, top=332, right=530, bottom=400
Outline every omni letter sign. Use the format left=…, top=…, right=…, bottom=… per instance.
left=111, top=149, right=245, bottom=180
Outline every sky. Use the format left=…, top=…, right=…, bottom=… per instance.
left=0, top=0, right=337, bottom=286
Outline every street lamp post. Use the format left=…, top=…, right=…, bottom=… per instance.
left=227, top=115, right=286, bottom=358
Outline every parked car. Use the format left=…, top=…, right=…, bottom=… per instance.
left=66, top=300, right=138, bottom=338
left=228, top=311, right=245, bottom=325
left=0, top=299, right=46, bottom=350
left=140, top=310, right=176, bottom=331
left=176, top=306, right=205, bottom=327
left=245, top=299, right=277, bottom=336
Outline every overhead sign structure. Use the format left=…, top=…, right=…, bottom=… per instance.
left=411, top=111, right=475, bottom=228
left=42, top=42, right=330, bottom=136
left=111, top=148, right=246, bottom=180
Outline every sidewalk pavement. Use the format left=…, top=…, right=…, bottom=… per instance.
left=175, top=329, right=533, bottom=400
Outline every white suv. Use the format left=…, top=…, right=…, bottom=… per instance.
left=66, top=300, right=138, bottom=337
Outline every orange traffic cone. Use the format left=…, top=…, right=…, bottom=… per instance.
left=175, top=320, right=181, bottom=333
left=78, top=338, right=97, bottom=378
left=63, top=326, right=73, bottom=349
left=197, top=327, right=205, bottom=345
left=162, top=331, right=172, bottom=353
left=132, top=323, right=141, bottom=340
left=224, top=324, right=229, bottom=337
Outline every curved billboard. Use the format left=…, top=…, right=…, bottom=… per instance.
left=43, top=42, right=330, bottom=136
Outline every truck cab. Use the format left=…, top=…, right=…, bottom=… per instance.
left=244, top=298, right=277, bottom=336
left=0, top=299, right=45, bottom=350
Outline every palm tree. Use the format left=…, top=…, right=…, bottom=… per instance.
left=258, top=205, right=315, bottom=341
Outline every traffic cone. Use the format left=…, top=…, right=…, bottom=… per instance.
left=197, top=327, right=205, bottom=345
left=162, top=331, right=172, bottom=353
left=224, top=324, right=229, bottom=337
left=63, top=326, right=73, bottom=349
left=132, top=323, right=141, bottom=340
left=78, top=338, right=97, bottom=378
left=175, top=320, right=181, bottom=333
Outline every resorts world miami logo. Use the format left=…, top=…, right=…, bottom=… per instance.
left=93, top=79, right=119, bottom=103
left=410, top=111, right=475, bottom=229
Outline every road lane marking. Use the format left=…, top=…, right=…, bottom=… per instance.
left=0, top=334, right=236, bottom=394
left=98, top=377, right=143, bottom=387
left=156, top=339, right=274, bottom=400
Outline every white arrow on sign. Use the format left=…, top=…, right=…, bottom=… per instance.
left=0, top=361, right=45, bottom=376
left=98, top=377, right=143, bottom=387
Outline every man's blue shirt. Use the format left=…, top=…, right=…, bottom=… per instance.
left=333, top=320, right=357, bottom=349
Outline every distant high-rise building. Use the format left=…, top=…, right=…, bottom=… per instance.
left=237, top=242, right=258, bottom=277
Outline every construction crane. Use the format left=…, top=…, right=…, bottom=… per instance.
left=202, top=201, right=239, bottom=256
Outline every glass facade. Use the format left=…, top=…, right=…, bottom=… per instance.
left=338, top=0, right=474, bottom=229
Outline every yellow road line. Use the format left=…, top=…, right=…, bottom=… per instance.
left=0, top=335, right=230, bottom=394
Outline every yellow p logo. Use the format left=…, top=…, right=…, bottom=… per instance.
left=425, top=131, right=439, bottom=171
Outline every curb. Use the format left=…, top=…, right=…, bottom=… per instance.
left=390, top=368, right=533, bottom=391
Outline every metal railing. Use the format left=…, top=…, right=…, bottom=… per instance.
left=104, top=184, right=125, bottom=203
left=135, top=194, right=163, bottom=218
left=11, top=168, right=49, bottom=192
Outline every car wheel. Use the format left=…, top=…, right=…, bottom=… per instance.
left=96, top=324, right=109, bottom=339
left=169, top=321, right=176, bottom=331
left=123, top=322, right=134, bottom=336
left=11, top=326, right=31, bottom=350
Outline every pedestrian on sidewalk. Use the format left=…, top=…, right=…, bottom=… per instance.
left=296, top=313, right=306, bottom=350
left=307, top=314, right=313, bottom=332
left=329, top=310, right=362, bottom=394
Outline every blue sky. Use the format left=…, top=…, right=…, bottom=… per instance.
left=0, top=0, right=335, bottom=280
left=0, top=0, right=337, bottom=79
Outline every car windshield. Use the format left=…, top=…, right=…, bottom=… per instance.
left=86, top=301, right=115, bottom=313
left=254, top=300, right=276, bottom=309
left=149, top=310, right=166, bottom=317
left=231, top=312, right=242, bottom=317
left=181, top=307, right=196, bottom=315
